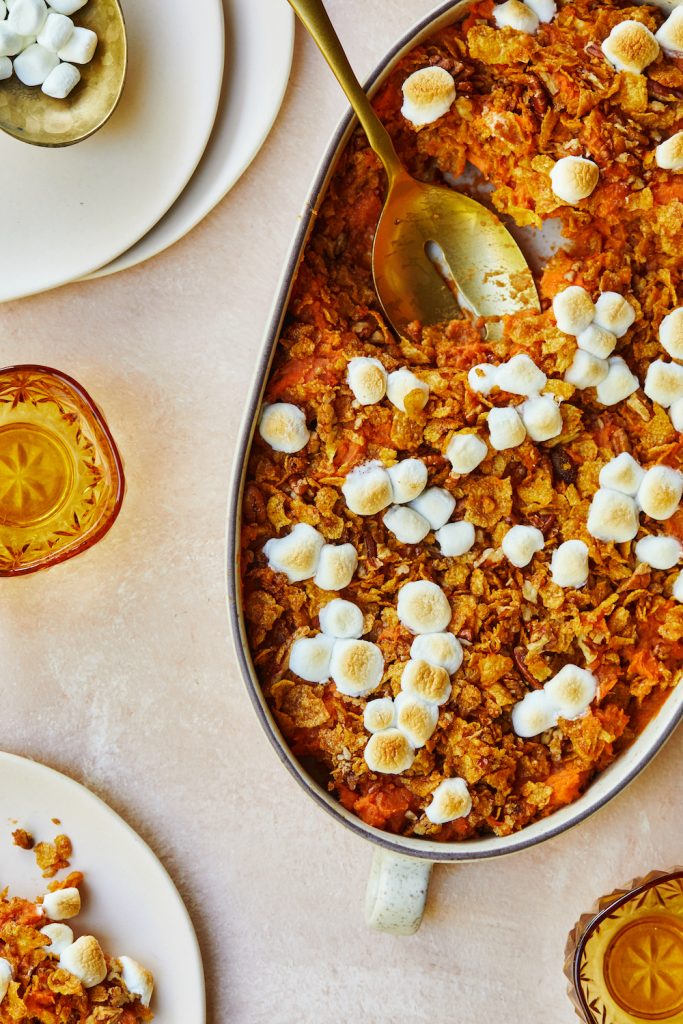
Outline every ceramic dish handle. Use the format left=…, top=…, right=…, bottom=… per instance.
left=365, top=849, right=434, bottom=935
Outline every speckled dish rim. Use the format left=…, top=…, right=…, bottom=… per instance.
left=227, top=0, right=683, bottom=864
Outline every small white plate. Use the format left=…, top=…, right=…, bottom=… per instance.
left=88, top=0, right=294, bottom=280
left=0, top=0, right=225, bottom=303
left=0, top=752, right=205, bottom=1022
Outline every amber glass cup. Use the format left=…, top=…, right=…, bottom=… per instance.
left=0, top=365, right=124, bottom=576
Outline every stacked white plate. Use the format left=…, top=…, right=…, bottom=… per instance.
left=0, top=0, right=294, bottom=302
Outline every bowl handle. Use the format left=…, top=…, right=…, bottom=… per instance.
left=364, top=848, right=433, bottom=935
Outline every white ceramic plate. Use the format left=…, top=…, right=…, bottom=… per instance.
left=0, top=752, right=205, bottom=1022
left=88, top=0, right=294, bottom=280
left=0, top=0, right=225, bottom=303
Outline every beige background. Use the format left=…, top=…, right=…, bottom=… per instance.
left=2, top=2, right=681, bottom=1021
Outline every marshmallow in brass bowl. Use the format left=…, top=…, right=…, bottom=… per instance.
left=0, top=0, right=126, bottom=147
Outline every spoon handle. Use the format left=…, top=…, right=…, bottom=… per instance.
left=287, top=0, right=404, bottom=182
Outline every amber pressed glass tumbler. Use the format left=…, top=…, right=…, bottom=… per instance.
left=0, top=366, right=124, bottom=576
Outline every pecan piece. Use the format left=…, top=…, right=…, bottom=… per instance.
left=550, top=446, right=577, bottom=485
left=513, top=646, right=541, bottom=687
left=243, top=483, right=266, bottom=524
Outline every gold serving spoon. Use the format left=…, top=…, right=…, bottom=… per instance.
left=288, top=0, right=540, bottom=335
left=0, top=0, right=127, bottom=147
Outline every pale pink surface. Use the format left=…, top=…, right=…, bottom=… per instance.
left=1, top=3, right=680, bottom=1022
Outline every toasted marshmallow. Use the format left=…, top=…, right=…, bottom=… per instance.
left=387, top=458, right=428, bottom=504
left=289, top=635, right=335, bottom=683
left=394, top=692, right=439, bottom=748
left=119, top=957, right=154, bottom=1008
left=674, top=570, right=683, bottom=602
left=468, top=363, right=499, bottom=395
left=410, top=632, right=463, bottom=675
left=436, top=520, right=476, bottom=557
left=595, top=357, right=639, bottom=406
left=599, top=453, right=645, bottom=497
left=447, top=432, right=488, bottom=474
left=258, top=402, right=310, bottom=453
left=401, top=658, right=452, bottom=706
left=520, top=395, right=563, bottom=442
left=425, top=777, right=472, bottom=824
left=409, top=487, right=456, bottom=530
left=594, top=292, right=636, bottom=338
left=670, top=398, right=683, bottom=433
left=0, top=959, right=12, bottom=1002
left=511, top=689, right=559, bottom=737
left=42, top=887, right=81, bottom=921
left=550, top=540, right=590, bottom=588
left=577, top=324, right=617, bottom=360
left=565, top=350, right=609, bottom=389
left=655, top=132, right=683, bottom=172
left=645, top=360, right=683, bottom=410
left=550, top=156, right=599, bottom=205
left=635, top=534, right=682, bottom=570
left=364, top=728, right=415, bottom=774
left=314, top=542, right=358, bottom=591
left=637, top=466, right=683, bottom=521
left=364, top=697, right=395, bottom=733
left=342, top=461, right=393, bottom=516
left=553, top=286, right=595, bottom=335
left=40, top=923, right=74, bottom=956
left=545, top=664, right=597, bottom=719
left=264, top=523, right=324, bottom=582
left=495, top=353, right=547, bottom=396
left=397, top=580, right=451, bottom=634
left=330, top=639, right=384, bottom=697
left=602, top=20, right=660, bottom=73
left=660, top=308, right=683, bottom=361
left=501, top=524, right=545, bottom=567
left=60, top=936, right=107, bottom=989
left=383, top=505, right=431, bottom=544
left=386, top=367, right=429, bottom=413
left=587, top=488, right=639, bottom=542
left=487, top=405, right=527, bottom=450
left=655, top=6, right=683, bottom=54
left=493, top=0, right=539, bottom=34
left=401, top=66, right=456, bottom=127
left=524, top=0, right=555, bottom=21
left=319, top=599, right=364, bottom=639
left=347, top=357, right=387, bottom=405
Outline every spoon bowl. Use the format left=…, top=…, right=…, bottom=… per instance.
left=0, top=0, right=127, bottom=148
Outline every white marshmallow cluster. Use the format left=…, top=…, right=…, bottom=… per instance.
left=397, top=580, right=452, bottom=635
left=386, top=367, right=430, bottom=413
left=40, top=923, right=74, bottom=955
left=425, top=777, right=473, bottom=824
left=401, top=66, right=456, bottom=127
left=656, top=131, right=683, bottom=172
left=118, top=957, right=155, bottom=1009
left=447, top=432, right=488, bottom=475
left=471, top=354, right=564, bottom=449
left=384, top=486, right=456, bottom=545
left=557, top=287, right=638, bottom=397
left=436, top=520, right=476, bottom=557
left=550, top=539, right=590, bottom=588
left=588, top=455, right=683, bottom=542
left=259, top=402, right=310, bottom=453
left=501, top=524, right=545, bottom=568
left=347, top=357, right=387, bottom=406
left=550, top=155, right=600, bottom=205
left=264, top=523, right=358, bottom=590
left=289, top=600, right=384, bottom=698
left=655, top=6, right=683, bottom=55
left=512, top=663, right=598, bottom=737
left=602, top=19, right=660, bottom=74
left=343, top=456, right=431, bottom=518
left=60, top=935, right=107, bottom=988
left=0, top=0, right=96, bottom=99
left=493, top=0, right=540, bottom=34
left=42, top=887, right=81, bottom=921
left=645, top=360, right=683, bottom=410
left=471, top=353, right=547, bottom=397
left=660, top=308, right=683, bottom=362
left=635, top=534, right=682, bottom=571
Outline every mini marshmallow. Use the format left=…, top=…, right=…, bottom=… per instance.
left=564, top=350, right=609, bottom=389
left=289, top=635, right=335, bottom=683
left=394, top=691, right=439, bottom=748
left=550, top=539, right=589, bottom=588
left=40, top=924, right=74, bottom=956
left=329, top=639, right=384, bottom=697
left=319, top=599, right=364, bottom=640
left=655, top=6, right=683, bottom=55
left=447, top=432, right=488, bottom=475
left=37, top=11, right=73, bottom=52
left=263, top=523, right=324, bottom=582
left=635, top=534, right=682, bottom=571
left=386, top=367, right=429, bottom=413
left=670, top=398, right=683, bottom=433
left=511, top=689, right=559, bottom=737
left=524, top=0, right=556, bottom=21
left=674, top=570, right=683, bottom=602
left=13, top=41, right=58, bottom=84
left=409, top=487, right=456, bottom=530
left=118, top=957, right=154, bottom=1008
left=656, top=132, right=683, bottom=172
left=410, top=632, right=463, bottom=675
left=495, top=353, right=547, bottom=396
left=313, top=542, right=358, bottom=591
left=57, top=24, right=96, bottom=63
left=387, top=458, right=428, bottom=504
left=660, top=308, right=683, bottom=361
left=0, top=56, right=12, bottom=79
left=594, top=292, right=636, bottom=338
left=347, top=357, right=387, bottom=406
left=364, top=697, right=395, bottom=733
left=487, top=405, right=527, bottom=450
left=599, top=453, right=645, bottom=497
left=364, top=729, right=415, bottom=774
left=383, top=505, right=431, bottom=545
left=258, top=402, right=310, bottom=453
left=493, top=0, right=539, bottom=34
left=425, top=777, right=472, bottom=824
left=577, top=323, right=617, bottom=360
left=553, top=286, right=595, bottom=336
left=638, top=465, right=683, bottom=521
left=468, top=363, right=498, bottom=395
left=550, top=156, right=599, bottom=205
left=595, top=357, right=639, bottom=407
left=436, top=520, right=476, bottom=557
left=401, top=66, right=456, bottom=127
left=0, top=22, right=24, bottom=55
left=520, top=395, right=563, bottom=442
left=587, top=488, right=639, bottom=542
left=42, top=59, right=79, bottom=98
left=644, top=360, right=683, bottom=409
left=47, top=0, right=86, bottom=12
left=8, top=0, right=46, bottom=36
left=42, top=887, right=81, bottom=921
left=401, top=658, right=452, bottom=705
left=602, top=19, right=660, bottom=73
left=501, top=524, right=545, bottom=568
left=342, top=461, right=393, bottom=516
left=397, top=580, right=451, bottom=634
left=60, top=936, right=107, bottom=989
left=545, top=664, right=597, bottom=719
left=0, top=959, right=12, bottom=1003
